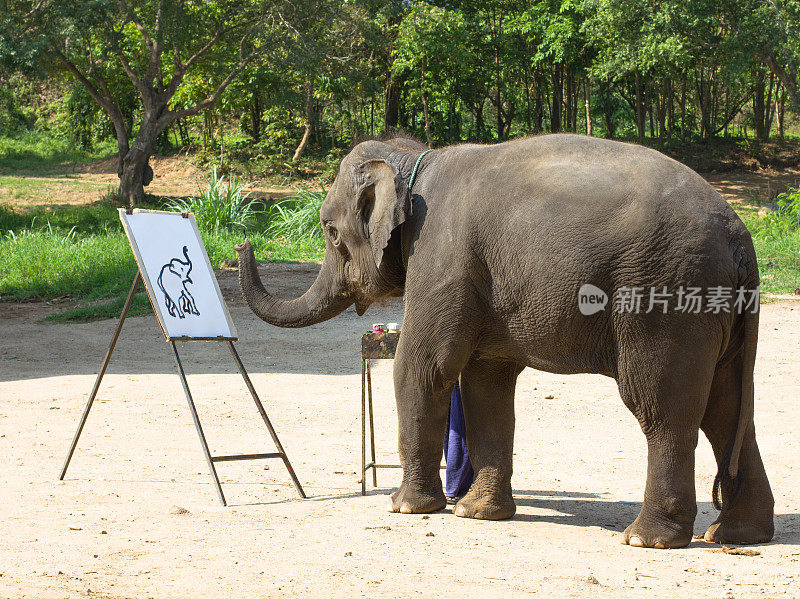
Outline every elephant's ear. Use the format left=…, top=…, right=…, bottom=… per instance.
left=354, top=159, right=412, bottom=270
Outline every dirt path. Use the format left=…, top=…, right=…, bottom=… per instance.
left=0, top=156, right=306, bottom=207
left=1, top=265, right=799, bottom=598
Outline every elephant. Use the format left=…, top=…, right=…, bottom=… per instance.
left=235, top=133, right=774, bottom=549
left=157, top=245, right=199, bottom=319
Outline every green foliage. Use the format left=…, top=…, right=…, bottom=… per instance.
left=266, top=189, right=326, bottom=242
left=748, top=187, right=800, bottom=240
left=733, top=195, right=800, bottom=294
left=164, top=165, right=259, bottom=232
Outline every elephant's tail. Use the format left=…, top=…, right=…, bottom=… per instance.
left=712, top=287, right=759, bottom=512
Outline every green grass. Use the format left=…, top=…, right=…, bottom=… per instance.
left=753, top=236, right=800, bottom=294
left=0, top=133, right=116, bottom=172
left=44, top=293, right=153, bottom=323
left=0, top=201, right=123, bottom=234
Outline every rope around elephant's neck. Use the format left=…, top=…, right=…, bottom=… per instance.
left=408, top=149, right=433, bottom=190
left=401, top=149, right=433, bottom=268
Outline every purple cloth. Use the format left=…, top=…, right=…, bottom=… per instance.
left=444, top=383, right=474, bottom=498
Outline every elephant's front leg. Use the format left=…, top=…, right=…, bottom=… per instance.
left=454, top=358, right=522, bottom=520
left=389, top=349, right=453, bottom=514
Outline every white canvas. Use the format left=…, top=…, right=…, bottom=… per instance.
left=119, top=209, right=237, bottom=340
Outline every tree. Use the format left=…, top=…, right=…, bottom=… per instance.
left=1, top=0, right=292, bottom=205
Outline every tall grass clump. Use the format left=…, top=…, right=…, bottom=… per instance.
left=165, top=165, right=259, bottom=231
left=267, top=188, right=326, bottom=242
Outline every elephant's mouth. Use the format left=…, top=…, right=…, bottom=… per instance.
left=354, top=293, right=371, bottom=316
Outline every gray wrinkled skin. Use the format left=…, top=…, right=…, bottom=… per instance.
left=237, top=134, right=774, bottom=548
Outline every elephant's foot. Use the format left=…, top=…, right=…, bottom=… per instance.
left=453, top=487, right=515, bottom=520
left=623, top=512, right=693, bottom=549
left=388, top=482, right=446, bottom=514
left=704, top=513, right=774, bottom=545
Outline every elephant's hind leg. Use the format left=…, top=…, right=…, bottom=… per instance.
left=617, top=333, right=717, bottom=549
left=453, top=357, right=522, bottom=521
left=701, top=357, right=774, bottom=545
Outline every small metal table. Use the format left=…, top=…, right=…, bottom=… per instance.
left=360, top=330, right=401, bottom=495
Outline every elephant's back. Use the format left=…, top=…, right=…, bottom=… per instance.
left=429, top=134, right=745, bottom=285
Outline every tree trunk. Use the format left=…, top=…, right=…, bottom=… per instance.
left=680, top=76, right=687, bottom=141
left=249, top=88, right=262, bottom=143
left=667, top=78, right=674, bottom=138
left=523, top=69, right=532, bottom=133
left=657, top=80, right=667, bottom=138
left=117, top=107, right=165, bottom=207
left=584, top=77, right=592, bottom=136
left=384, top=71, right=402, bottom=133
left=474, top=98, right=485, bottom=141
left=293, top=81, right=314, bottom=163
left=758, top=52, right=800, bottom=113
left=565, top=69, right=574, bottom=132
left=420, top=61, right=433, bottom=147
left=765, top=72, right=776, bottom=136
left=600, top=80, right=616, bottom=138
left=118, top=149, right=149, bottom=206
left=634, top=71, right=645, bottom=140
left=753, top=69, right=766, bottom=141
left=551, top=63, right=563, bottom=133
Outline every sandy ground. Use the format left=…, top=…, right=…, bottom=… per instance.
left=1, top=265, right=799, bottom=598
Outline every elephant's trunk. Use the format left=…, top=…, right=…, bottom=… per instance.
left=235, top=239, right=353, bottom=328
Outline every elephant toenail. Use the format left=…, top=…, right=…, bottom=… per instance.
left=474, top=512, right=484, bottom=519
left=628, top=535, right=645, bottom=547
left=654, top=540, right=666, bottom=549
left=454, top=504, right=467, bottom=517
left=400, top=504, right=413, bottom=514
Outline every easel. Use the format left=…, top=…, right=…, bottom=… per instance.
left=59, top=210, right=305, bottom=506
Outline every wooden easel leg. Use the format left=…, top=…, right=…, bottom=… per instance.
left=59, top=271, right=142, bottom=481
left=170, top=340, right=227, bottom=506
left=227, top=341, right=306, bottom=499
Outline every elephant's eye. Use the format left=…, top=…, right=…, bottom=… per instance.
left=326, top=224, right=341, bottom=245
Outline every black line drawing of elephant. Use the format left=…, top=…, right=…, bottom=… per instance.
left=157, top=245, right=200, bottom=319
